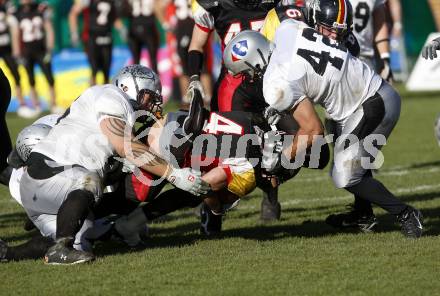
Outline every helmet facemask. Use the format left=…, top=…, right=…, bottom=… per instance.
left=135, top=88, right=163, bottom=123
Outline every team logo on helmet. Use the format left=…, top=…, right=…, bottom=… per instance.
left=231, top=40, right=249, bottom=62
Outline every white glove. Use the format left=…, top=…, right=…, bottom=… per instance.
left=185, top=75, right=206, bottom=103
left=380, top=58, right=393, bottom=83
left=167, top=167, right=210, bottom=196
left=261, top=130, right=284, bottom=173
left=264, top=107, right=282, bottom=126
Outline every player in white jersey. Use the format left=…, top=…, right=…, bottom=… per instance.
left=17, top=65, right=209, bottom=265
left=224, top=22, right=423, bottom=238
left=344, top=0, right=392, bottom=81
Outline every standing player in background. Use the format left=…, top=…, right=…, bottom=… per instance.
left=349, top=0, right=393, bottom=81
left=69, top=0, right=126, bottom=85
left=14, top=0, right=61, bottom=115
left=0, top=67, right=12, bottom=185
left=156, top=0, right=212, bottom=107
left=0, top=0, right=26, bottom=117
left=123, top=0, right=159, bottom=73
left=186, top=0, right=294, bottom=232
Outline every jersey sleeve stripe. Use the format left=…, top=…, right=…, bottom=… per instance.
left=196, top=23, right=212, bottom=33
left=336, top=0, right=346, bottom=26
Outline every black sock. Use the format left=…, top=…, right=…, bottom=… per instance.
left=142, top=188, right=201, bottom=220
left=56, top=189, right=94, bottom=239
left=6, top=235, right=54, bottom=261
left=346, top=177, right=407, bottom=215
left=262, top=186, right=279, bottom=205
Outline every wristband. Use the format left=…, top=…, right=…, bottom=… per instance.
left=187, top=50, right=204, bottom=77
left=380, top=52, right=390, bottom=60
left=375, top=38, right=390, bottom=45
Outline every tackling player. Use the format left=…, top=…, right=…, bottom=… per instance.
left=69, top=0, right=126, bottom=85
left=16, top=65, right=209, bottom=264
left=187, top=0, right=295, bottom=228
left=225, top=23, right=423, bottom=238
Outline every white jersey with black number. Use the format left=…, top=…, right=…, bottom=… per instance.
left=263, top=19, right=382, bottom=121
left=350, top=0, right=386, bottom=57
left=33, top=84, right=135, bottom=177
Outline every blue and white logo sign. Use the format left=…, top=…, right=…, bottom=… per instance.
left=231, top=40, right=249, bottom=62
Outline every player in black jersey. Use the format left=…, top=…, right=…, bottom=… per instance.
left=69, top=0, right=126, bottom=85
left=14, top=0, right=60, bottom=115
left=123, top=0, right=160, bottom=73
left=0, top=67, right=12, bottom=185
left=187, top=0, right=297, bottom=225
left=0, top=0, right=25, bottom=116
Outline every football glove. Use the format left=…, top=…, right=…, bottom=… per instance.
left=261, top=130, right=284, bottom=174
left=167, top=167, right=210, bottom=196
left=185, top=75, right=206, bottom=103
left=264, top=107, right=282, bottom=126
left=380, top=57, right=393, bottom=83
left=422, top=37, right=440, bottom=60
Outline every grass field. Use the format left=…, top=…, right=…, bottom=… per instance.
left=1, top=86, right=440, bottom=295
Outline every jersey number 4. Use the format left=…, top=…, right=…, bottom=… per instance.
left=204, top=113, right=244, bottom=135
left=223, top=19, right=264, bottom=45
left=297, top=28, right=344, bottom=76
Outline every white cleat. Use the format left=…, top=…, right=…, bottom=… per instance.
left=17, top=105, right=42, bottom=119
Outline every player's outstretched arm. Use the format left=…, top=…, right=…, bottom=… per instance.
left=68, top=2, right=82, bottom=47
left=100, top=117, right=210, bottom=196
left=287, top=98, right=324, bottom=160
left=422, top=37, right=440, bottom=60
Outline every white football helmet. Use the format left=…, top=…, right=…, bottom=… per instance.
left=16, top=123, right=52, bottom=161
left=223, top=30, right=272, bottom=80
left=112, top=65, right=163, bottom=117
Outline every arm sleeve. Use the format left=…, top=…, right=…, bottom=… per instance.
left=191, top=0, right=214, bottom=32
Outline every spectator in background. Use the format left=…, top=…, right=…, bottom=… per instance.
left=350, top=0, right=393, bottom=82
left=0, top=0, right=25, bottom=117
left=122, top=0, right=159, bottom=73
left=69, top=0, right=126, bottom=85
left=14, top=0, right=61, bottom=116
left=156, top=0, right=212, bottom=108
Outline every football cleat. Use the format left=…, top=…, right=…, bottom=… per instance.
left=260, top=189, right=281, bottom=222
left=0, top=239, right=8, bottom=262
left=44, top=237, right=95, bottom=265
left=326, top=209, right=378, bottom=233
left=200, top=203, right=222, bottom=236
left=397, top=207, right=423, bottom=239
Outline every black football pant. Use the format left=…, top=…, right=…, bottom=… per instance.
left=128, top=30, right=159, bottom=73
left=0, top=67, right=12, bottom=172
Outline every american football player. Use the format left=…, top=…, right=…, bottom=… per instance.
left=16, top=65, right=209, bottom=265
left=0, top=67, right=12, bottom=186
left=0, top=0, right=25, bottom=116
left=345, top=0, right=393, bottom=81
left=188, top=0, right=296, bottom=228
left=226, top=25, right=423, bottom=238
left=13, top=0, right=61, bottom=115
left=124, top=0, right=160, bottom=72
left=69, top=0, right=126, bottom=85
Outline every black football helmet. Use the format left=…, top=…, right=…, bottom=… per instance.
left=306, top=0, right=353, bottom=40
left=233, top=0, right=261, bottom=9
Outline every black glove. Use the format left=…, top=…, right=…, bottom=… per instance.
left=380, top=57, right=393, bottom=83
left=422, top=37, right=440, bottom=60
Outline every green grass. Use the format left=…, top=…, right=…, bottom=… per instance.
left=1, top=86, right=440, bottom=295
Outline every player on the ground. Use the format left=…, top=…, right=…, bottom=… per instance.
left=0, top=0, right=26, bottom=117
left=69, top=0, right=126, bottom=85
left=226, top=22, right=423, bottom=238
left=16, top=65, right=209, bottom=265
left=14, top=0, right=60, bottom=115
left=347, top=0, right=393, bottom=81
left=187, top=0, right=295, bottom=228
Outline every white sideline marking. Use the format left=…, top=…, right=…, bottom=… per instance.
left=238, top=183, right=440, bottom=210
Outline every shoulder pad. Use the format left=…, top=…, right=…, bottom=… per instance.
left=194, top=0, right=219, bottom=11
